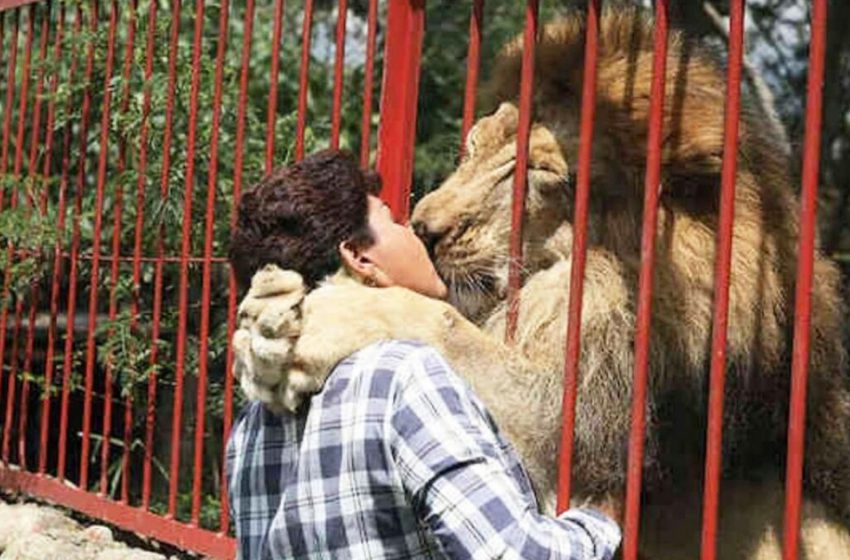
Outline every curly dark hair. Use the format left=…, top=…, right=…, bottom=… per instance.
left=229, top=149, right=380, bottom=291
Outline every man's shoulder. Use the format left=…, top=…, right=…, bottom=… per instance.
left=323, top=340, right=454, bottom=400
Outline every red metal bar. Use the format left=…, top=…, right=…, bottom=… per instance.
left=621, top=3, right=669, bottom=559
left=200, top=0, right=229, bottom=529
left=132, top=0, right=157, bottom=506
left=358, top=0, right=377, bottom=168
left=330, top=0, right=347, bottom=149
left=782, top=2, right=828, bottom=558
left=264, top=0, right=284, bottom=174
left=80, top=0, right=119, bottom=492
left=4, top=312, right=21, bottom=463
left=294, top=0, right=314, bottom=161
left=460, top=0, right=483, bottom=156
left=504, top=0, right=538, bottom=343
left=36, top=0, right=64, bottom=476
left=221, top=0, right=256, bottom=530
left=375, top=0, right=425, bottom=221
left=557, top=0, right=601, bottom=513
left=51, top=5, right=83, bottom=480
left=169, top=0, right=205, bottom=519
left=143, top=0, right=181, bottom=511
left=1, top=3, right=34, bottom=466
left=101, top=0, right=137, bottom=500
left=0, top=468, right=236, bottom=558
left=0, top=10, right=13, bottom=423
left=0, top=17, right=4, bottom=200
left=58, top=0, right=97, bottom=483
left=699, top=2, right=745, bottom=559
left=0, top=9, right=18, bottom=182
left=18, top=0, right=52, bottom=472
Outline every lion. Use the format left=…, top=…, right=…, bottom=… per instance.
left=232, top=9, right=850, bottom=559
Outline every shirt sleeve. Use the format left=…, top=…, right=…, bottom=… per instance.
left=387, top=347, right=622, bottom=560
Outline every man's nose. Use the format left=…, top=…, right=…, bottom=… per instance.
left=412, top=220, right=441, bottom=256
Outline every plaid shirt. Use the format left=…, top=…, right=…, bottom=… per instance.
left=226, top=340, right=621, bottom=559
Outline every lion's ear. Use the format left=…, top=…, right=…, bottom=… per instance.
left=465, top=103, right=520, bottom=160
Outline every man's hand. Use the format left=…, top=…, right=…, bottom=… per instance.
left=232, top=265, right=323, bottom=414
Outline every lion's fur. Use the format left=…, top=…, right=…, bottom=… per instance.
left=403, top=8, right=850, bottom=558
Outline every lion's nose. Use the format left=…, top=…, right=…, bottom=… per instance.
left=412, top=220, right=442, bottom=256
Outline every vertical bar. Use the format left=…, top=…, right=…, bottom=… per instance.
left=460, top=0, right=483, bottom=156
left=198, top=0, right=229, bottom=530
left=58, top=0, right=97, bottom=483
left=0, top=9, right=18, bottom=183
left=294, top=0, right=314, bottom=161
left=375, top=0, right=425, bottom=221
left=4, top=317, right=21, bottom=464
left=782, top=2, right=828, bottom=559
left=557, top=0, right=602, bottom=513
left=504, top=0, right=538, bottom=343
left=37, top=0, right=65, bottom=476
left=54, top=5, right=84, bottom=482
left=358, top=0, right=378, bottom=168
left=221, top=0, right=255, bottom=529
left=0, top=11, right=19, bottom=411
left=18, top=0, right=52, bottom=472
left=98, top=0, right=136, bottom=498
left=329, top=0, right=347, bottom=149
left=621, top=3, right=669, bottom=559
left=143, top=0, right=181, bottom=511
left=0, top=14, right=5, bottom=140
left=131, top=0, right=156, bottom=507
left=169, top=0, right=205, bottom=519
left=2, top=3, right=35, bottom=466
left=80, top=0, right=119, bottom=492
left=264, top=0, right=284, bottom=174
left=699, top=2, right=745, bottom=559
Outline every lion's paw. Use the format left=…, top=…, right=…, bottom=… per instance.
left=233, top=264, right=310, bottom=413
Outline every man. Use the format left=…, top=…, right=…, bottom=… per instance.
left=227, top=149, right=623, bottom=559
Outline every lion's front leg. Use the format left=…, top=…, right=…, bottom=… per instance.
left=294, top=280, right=472, bottom=376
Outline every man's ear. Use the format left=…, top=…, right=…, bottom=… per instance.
left=339, top=240, right=376, bottom=281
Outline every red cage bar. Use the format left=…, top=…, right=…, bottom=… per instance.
left=294, top=0, right=314, bottom=161
left=783, top=2, right=828, bottom=559
left=131, top=0, right=156, bottom=506
left=202, top=0, right=230, bottom=529
left=459, top=0, right=483, bottom=155
left=330, top=0, right=347, bottom=149
left=103, top=0, right=137, bottom=499
left=2, top=2, right=35, bottom=465
left=265, top=0, right=284, bottom=174
left=143, top=0, right=181, bottom=511
left=36, top=0, right=63, bottom=477
left=169, top=0, right=205, bottom=518
left=699, top=2, right=745, bottom=559
left=0, top=2, right=838, bottom=558
left=358, top=0, right=378, bottom=168
left=557, top=0, right=601, bottom=512
left=622, top=2, right=669, bottom=558
left=376, top=0, right=424, bottom=221
left=17, top=0, right=51, bottom=472
left=79, top=0, right=118, bottom=491
left=504, top=0, right=538, bottom=343
left=57, top=0, right=96, bottom=482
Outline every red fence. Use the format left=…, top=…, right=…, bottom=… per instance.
left=0, top=1, right=833, bottom=559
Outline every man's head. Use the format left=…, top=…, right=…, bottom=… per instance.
left=230, top=149, right=446, bottom=299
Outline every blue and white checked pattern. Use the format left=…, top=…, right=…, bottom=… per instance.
left=227, top=340, right=621, bottom=559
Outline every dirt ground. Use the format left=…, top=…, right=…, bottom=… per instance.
left=0, top=495, right=196, bottom=560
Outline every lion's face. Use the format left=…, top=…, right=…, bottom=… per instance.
left=411, top=103, right=575, bottom=321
